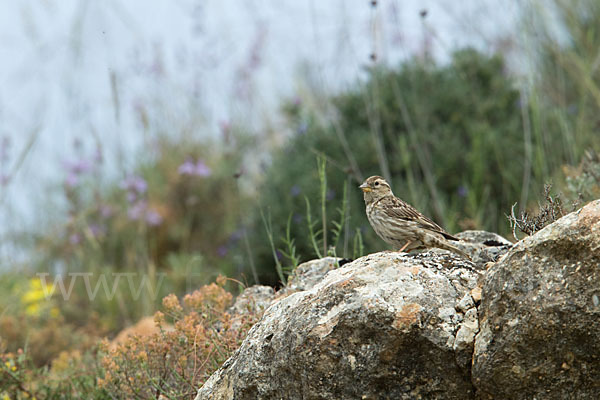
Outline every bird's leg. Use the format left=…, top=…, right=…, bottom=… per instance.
left=398, top=241, right=412, bottom=253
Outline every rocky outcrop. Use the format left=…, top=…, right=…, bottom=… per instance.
left=472, top=199, right=600, bottom=399
left=195, top=202, right=600, bottom=400
left=196, top=252, right=480, bottom=400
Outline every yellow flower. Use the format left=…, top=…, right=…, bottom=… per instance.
left=25, top=303, right=41, bottom=316
left=21, top=289, right=46, bottom=304
left=2, top=392, right=11, bottom=400
left=30, top=278, right=42, bottom=289
left=50, top=307, right=60, bottom=318
left=3, top=360, right=16, bottom=372
left=20, top=277, right=55, bottom=316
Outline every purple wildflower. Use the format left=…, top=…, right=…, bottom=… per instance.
left=121, top=175, right=147, bottom=205
left=297, top=121, right=308, bottom=135
left=326, top=189, right=336, bottom=201
left=290, top=185, right=301, bottom=197
left=178, top=159, right=196, bottom=175
left=178, top=159, right=212, bottom=177
left=127, top=200, right=162, bottom=226
left=126, top=191, right=138, bottom=204
left=217, top=245, right=229, bottom=257
left=195, top=160, right=212, bottom=177
left=99, top=204, right=113, bottom=218
left=65, top=173, right=79, bottom=188
left=88, top=224, right=104, bottom=237
left=457, top=186, right=468, bottom=198
left=145, top=209, right=163, bottom=226
left=127, top=201, right=147, bottom=220
left=229, top=228, right=245, bottom=242
left=293, top=214, right=303, bottom=224
left=129, top=176, right=147, bottom=194
left=63, top=159, right=92, bottom=187
left=69, top=233, right=81, bottom=245
left=70, top=159, right=92, bottom=174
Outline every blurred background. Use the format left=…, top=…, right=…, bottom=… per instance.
left=1, top=0, right=600, bottom=396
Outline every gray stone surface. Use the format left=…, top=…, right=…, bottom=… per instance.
left=454, top=230, right=513, bottom=269
left=196, top=252, right=479, bottom=400
left=229, top=285, right=275, bottom=316
left=472, top=199, right=600, bottom=399
left=281, top=256, right=342, bottom=294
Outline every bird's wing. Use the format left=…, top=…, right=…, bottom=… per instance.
left=379, top=196, right=459, bottom=240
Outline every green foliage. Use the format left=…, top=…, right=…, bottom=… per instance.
left=280, top=214, right=301, bottom=272
left=505, top=0, right=600, bottom=235
left=260, top=208, right=286, bottom=285
left=317, top=156, right=328, bottom=256
left=249, top=49, right=532, bottom=275
left=0, top=345, right=109, bottom=400
left=330, top=181, right=349, bottom=255
left=304, top=196, right=323, bottom=259
left=525, top=0, right=600, bottom=167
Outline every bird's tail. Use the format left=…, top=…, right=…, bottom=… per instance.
left=439, top=241, right=471, bottom=260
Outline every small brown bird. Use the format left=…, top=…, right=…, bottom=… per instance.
left=359, top=176, right=469, bottom=259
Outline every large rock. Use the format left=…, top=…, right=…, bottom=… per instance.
left=196, top=252, right=480, bottom=400
left=473, top=199, right=600, bottom=399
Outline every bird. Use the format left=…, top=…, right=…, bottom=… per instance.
left=359, top=175, right=470, bottom=259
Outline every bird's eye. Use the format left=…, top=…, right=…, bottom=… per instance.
left=375, top=181, right=380, bottom=186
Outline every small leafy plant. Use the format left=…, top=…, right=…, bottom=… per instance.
left=263, top=156, right=362, bottom=284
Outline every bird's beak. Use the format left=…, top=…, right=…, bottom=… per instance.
left=359, top=182, right=371, bottom=192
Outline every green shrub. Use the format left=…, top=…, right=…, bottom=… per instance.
left=249, top=49, right=531, bottom=278
left=524, top=0, right=600, bottom=171
left=0, top=345, right=108, bottom=400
